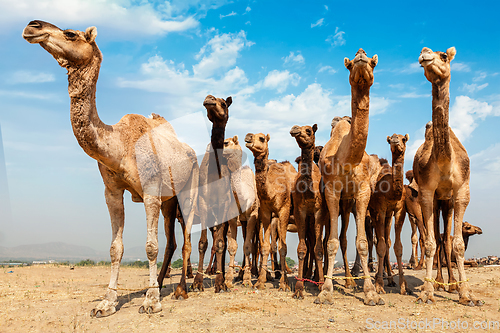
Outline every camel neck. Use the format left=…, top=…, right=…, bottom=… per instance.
left=299, top=145, right=315, bottom=198
left=254, top=152, right=270, bottom=200
left=431, top=80, right=452, bottom=164
left=211, top=127, right=225, bottom=178
left=347, top=85, right=370, bottom=164
left=463, top=234, right=469, bottom=251
left=391, top=150, right=405, bottom=199
left=68, top=45, right=110, bottom=162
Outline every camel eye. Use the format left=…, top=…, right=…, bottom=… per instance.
left=221, top=102, right=227, bottom=108
left=64, top=31, right=77, bottom=39
left=440, top=53, right=448, bottom=61
left=259, top=137, right=265, bottom=142
left=306, top=129, right=312, bottom=135
left=224, top=142, right=229, bottom=146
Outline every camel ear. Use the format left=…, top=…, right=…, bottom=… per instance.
left=387, top=136, right=391, bottom=144
left=312, top=124, right=318, bottom=133
left=446, top=47, right=456, bottom=62
left=233, top=135, right=238, bottom=145
left=371, top=54, right=378, bottom=68
left=344, top=57, right=353, bottom=70
left=225, top=96, right=232, bottom=108
left=85, top=26, right=97, bottom=43
left=266, top=134, right=270, bottom=142
left=404, top=134, right=410, bottom=142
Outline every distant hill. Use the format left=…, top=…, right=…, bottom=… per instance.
left=0, top=242, right=180, bottom=263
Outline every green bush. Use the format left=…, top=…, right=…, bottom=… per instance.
left=76, top=259, right=95, bottom=266
left=285, top=257, right=295, bottom=268
left=171, top=258, right=183, bottom=269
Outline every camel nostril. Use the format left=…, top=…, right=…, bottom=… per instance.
left=28, top=21, right=42, bottom=28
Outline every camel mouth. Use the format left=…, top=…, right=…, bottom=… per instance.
left=290, top=126, right=300, bottom=137
left=418, top=54, right=434, bottom=66
left=244, top=142, right=253, bottom=149
left=23, top=32, right=49, bottom=44
left=203, top=101, right=216, bottom=107
left=353, top=57, right=368, bottom=65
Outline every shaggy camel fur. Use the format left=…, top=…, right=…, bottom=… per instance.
left=414, top=47, right=482, bottom=306
left=317, top=49, right=383, bottom=306
left=369, top=134, right=409, bottom=295
left=290, top=124, right=327, bottom=299
left=23, top=21, right=199, bottom=316
left=222, top=135, right=260, bottom=287
left=404, top=170, right=426, bottom=270
left=245, top=133, right=297, bottom=290
left=193, top=95, right=233, bottom=293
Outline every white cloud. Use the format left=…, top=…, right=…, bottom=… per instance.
left=262, top=70, right=300, bottom=93
left=10, top=71, right=55, bottom=84
left=0, top=0, right=205, bottom=37
left=451, top=62, right=471, bottom=72
left=473, top=71, right=487, bottom=82
left=283, top=52, right=305, bottom=66
left=318, top=65, right=336, bottom=74
left=460, top=83, right=488, bottom=94
left=220, top=11, right=237, bottom=19
left=325, top=27, right=345, bottom=47
left=399, top=92, right=431, bottom=98
left=389, top=84, right=404, bottom=90
left=325, top=5, right=329, bottom=10
left=311, top=18, right=324, bottom=28
left=193, top=31, right=253, bottom=78
left=245, top=7, right=251, bottom=13
left=370, top=97, right=394, bottom=116
left=450, top=96, right=494, bottom=141
left=405, top=124, right=427, bottom=164
left=470, top=143, right=500, bottom=190
left=400, top=62, right=421, bottom=74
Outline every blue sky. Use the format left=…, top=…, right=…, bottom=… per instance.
left=0, top=0, right=499, bottom=261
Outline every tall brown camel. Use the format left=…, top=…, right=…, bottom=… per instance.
left=290, top=124, right=326, bottom=299
left=369, top=134, right=409, bottom=295
left=245, top=133, right=297, bottom=290
left=23, top=21, right=199, bottom=317
left=404, top=170, right=426, bottom=270
left=414, top=47, right=482, bottom=306
left=222, top=135, right=260, bottom=287
left=317, top=48, right=383, bottom=306
left=193, top=95, right=233, bottom=293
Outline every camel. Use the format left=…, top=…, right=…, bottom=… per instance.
left=404, top=170, right=426, bottom=270
left=245, top=133, right=297, bottom=290
left=192, top=95, right=233, bottom=293
left=414, top=46, right=482, bottom=306
left=22, top=20, right=199, bottom=317
left=368, top=134, right=410, bottom=295
left=317, top=48, right=383, bottom=306
left=290, top=124, right=327, bottom=299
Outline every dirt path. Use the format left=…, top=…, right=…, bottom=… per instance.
left=1, top=265, right=499, bottom=332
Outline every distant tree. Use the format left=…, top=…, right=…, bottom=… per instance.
left=97, top=261, right=111, bottom=266
left=171, top=258, right=183, bottom=269
left=285, top=257, right=295, bottom=268
left=76, top=259, right=95, bottom=266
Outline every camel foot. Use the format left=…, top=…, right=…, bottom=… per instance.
left=173, top=280, right=189, bottom=300
left=278, top=275, right=290, bottom=292
left=293, top=281, right=304, bottom=300
left=90, top=290, right=117, bottom=318
left=139, top=288, right=162, bottom=314
left=448, top=282, right=459, bottom=294
left=350, top=264, right=361, bottom=277
left=433, top=277, right=445, bottom=292
left=266, top=270, right=274, bottom=282
left=186, top=269, right=194, bottom=279
left=225, top=271, right=234, bottom=289
left=345, top=278, right=357, bottom=289
left=375, top=277, right=386, bottom=294
left=254, top=280, right=266, bottom=290
left=192, top=272, right=204, bottom=292
left=417, top=289, right=436, bottom=305
left=364, top=290, right=384, bottom=306
left=414, top=264, right=423, bottom=271
left=242, top=268, right=252, bottom=287
left=458, top=290, right=484, bottom=307
left=235, top=268, right=244, bottom=282
left=251, top=266, right=259, bottom=276
left=387, top=277, right=397, bottom=288
left=214, top=273, right=228, bottom=293
left=314, top=290, right=334, bottom=305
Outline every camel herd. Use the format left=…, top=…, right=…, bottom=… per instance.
left=22, top=20, right=484, bottom=317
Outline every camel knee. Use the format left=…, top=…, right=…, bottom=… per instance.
left=227, top=241, right=237, bottom=256
left=198, top=238, right=208, bottom=253
left=424, top=240, right=436, bottom=257
left=314, top=242, right=324, bottom=260
left=452, top=238, right=465, bottom=258
left=356, top=239, right=369, bottom=257
left=110, top=240, right=124, bottom=263
left=182, top=243, right=192, bottom=256
left=146, top=240, right=159, bottom=261
left=326, top=239, right=339, bottom=256
left=278, top=243, right=287, bottom=257
left=243, top=241, right=252, bottom=257
left=297, top=242, right=307, bottom=260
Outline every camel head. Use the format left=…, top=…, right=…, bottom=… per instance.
left=203, top=95, right=232, bottom=127
left=23, top=20, right=98, bottom=69
left=244, top=132, right=270, bottom=157
left=344, top=48, right=378, bottom=88
left=223, top=135, right=243, bottom=172
left=387, top=133, right=409, bottom=155
left=405, top=170, right=414, bottom=183
left=418, top=47, right=456, bottom=83
left=462, top=221, right=483, bottom=237
left=290, top=124, right=317, bottom=149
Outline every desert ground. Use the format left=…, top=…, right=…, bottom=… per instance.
left=1, top=264, right=499, bottom=332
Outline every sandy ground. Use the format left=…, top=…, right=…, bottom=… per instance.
left=1, top=264, right=499, bottom=332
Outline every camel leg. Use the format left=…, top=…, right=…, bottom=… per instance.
left=433, top=202, right=445, bottom=291
left=373, top=209, right=387, bottom=294
left=323, top=219, right=330, bottom=276
left=442, top=200, right=458, bottom=293
left=270, top=217, right=280, bottom=280
left=192, top=228, right=207, bottom=292
left=365, top=214, right=375, bottom=273
left=90, top=186, right=124, bottom=318
left=384, top=213, right=397, bottom=288
left=409, top=215, right=418, bottom=269
left=243, top=213, right=258, bottom=287
left=213, top=224, right=228, bottom=293
left=256, top=210, right=272, bottom=290
left=313, top=207, right=325, bottom=288
left=453, top=184, right=481, bottom=306
left=251, top=222, right=260, bottom=276
left=315, top=189, right=340, bottom=305
left=293, top=208, right=307, bottom=299
left=225, top=218, right=238, bottom=289
left=138, top=193, right=162, bottom=314
left=304, top=225, right=315, bottom=279
left=179, top=220, right=194, bottom=279
left=417, top=189, right=437, bottom=304
left=417, top=230, right=426, bottom=270
left=356, top=184, right=383, bottom=306
left=339, top=200, right=356, bottom=288
left=236, top=219, right=247, bottom=282
left=157, top=199, right=178, bottom=290
left=277, top=207, right=291, bottom=291
left=394, top=206, right=409, bottom=295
